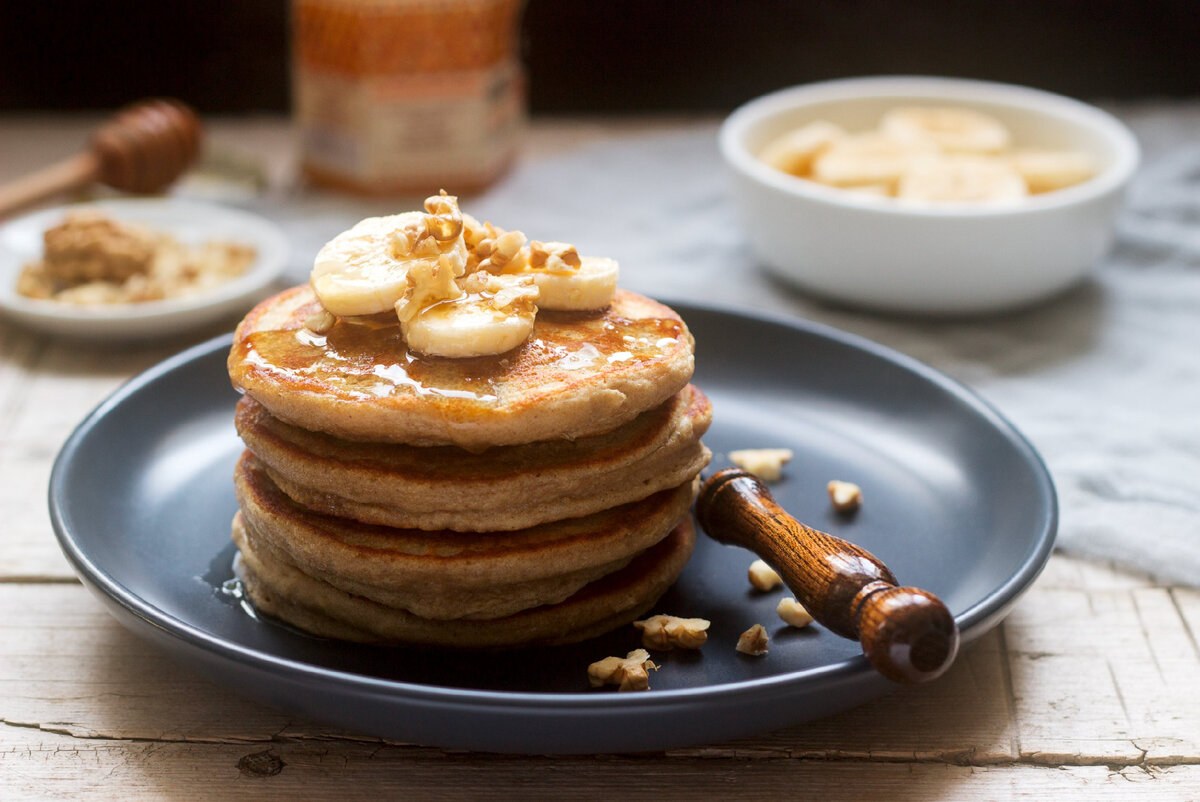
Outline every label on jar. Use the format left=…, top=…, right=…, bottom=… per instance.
left=295, top=59, right=524, bottom=191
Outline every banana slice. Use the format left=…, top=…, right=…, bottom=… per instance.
left=758, top=120, right=845, bottom=176
left=881, top=106, right=1011, bottom=154
left=897, top=155, right=1028, bottom=204
left=1009, top=149, right=1096, bottom=193
left=311, top=212, right=468, bottom=317
left=403, top=301, right=534, bottom=358
left=811, top=132, right=937, bottom=187
left=401, top=273, right=539, bottom=358
left=532, top=256, right=619, bottom=311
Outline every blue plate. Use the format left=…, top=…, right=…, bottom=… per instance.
left=49, top=303, right=1056, bottom=753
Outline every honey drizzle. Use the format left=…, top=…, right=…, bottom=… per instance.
left=238, top=310, right=683, bottom=408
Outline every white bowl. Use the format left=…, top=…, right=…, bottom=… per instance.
left=719, top=76, right=1139, bottom=314
left=0, top=198, right=289, bottom=340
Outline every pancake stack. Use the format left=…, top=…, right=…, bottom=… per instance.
left=227, top=284, right=710, bottom=648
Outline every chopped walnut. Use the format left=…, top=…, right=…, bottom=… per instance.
left=390, top=218, right=440, bottom=260
left=462, top=213, right=489, bottom=249
left=392, top=252, right=464, bottom=323
left=388, top=192, right=463, bottom=262
left=462, top=216, right=533, bottom=275
left=484, top=273, right=540, bottom=313
left=389, top=226, right=416, bottom=258
left=529, top=240, right=582, bottom=273
left=748, top=559, right=783, bottom=592
left=736, top=624, right=770, bottom=656
left=633, top=614, right=711, bottom=650
left=423, top=190, right=464, bottom=242
left=588, top=649, right=659, bottom=691
left=728, top=448, right=794, bottom=482
left=777, top=598, right=815, bottom=628
left=482, top=230, right=530, bottom=273
left=827, top=480, right=863, bottom=513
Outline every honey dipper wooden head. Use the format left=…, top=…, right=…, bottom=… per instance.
left=695, top=468, right=960, bottom=684
left=0, top=98, right=202, bottom=219
left=91, top=98, right=202, bottom=194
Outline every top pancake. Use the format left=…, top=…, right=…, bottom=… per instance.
left=229, top=285, right=695, bottom=449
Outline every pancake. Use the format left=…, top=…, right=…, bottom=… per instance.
left=238, top=513, right=635, bottom=621
left=234, top=451, right=697, bottom=620
left=228, top=285, right=696, bottom=449
left=233, top=514, right=696, bottom=648
left=236, top=385, right=711, bottom=532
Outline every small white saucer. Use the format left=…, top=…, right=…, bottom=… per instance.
left=0, top=198, right=289, bottom=340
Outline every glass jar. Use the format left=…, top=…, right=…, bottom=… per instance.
left=292, top=0, right=526, bottom=194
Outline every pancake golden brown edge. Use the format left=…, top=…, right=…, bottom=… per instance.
left=235, top=384, right=712, bottom=532
left=234, top=451, right=698, bottom=620
left=233, top=513, right=696, bottom=649
left=228, top=285, right=696, bottom=450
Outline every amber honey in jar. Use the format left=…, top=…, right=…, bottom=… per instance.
left=292, top=0, right=525, bottom=194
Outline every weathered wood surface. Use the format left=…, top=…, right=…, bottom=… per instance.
left=3, top=559, right=1199, bottom=798
left=3, top=118, right=1200, bottom=799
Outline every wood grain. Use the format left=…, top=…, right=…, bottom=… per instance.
left=4, top=729, right=1200, bottom=802
left=0, top=337, right=177, bottom=580
left=4, top=573, right=1200, bottom=764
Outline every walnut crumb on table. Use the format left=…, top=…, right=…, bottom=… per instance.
left=633, top=614, right=710, bottom=650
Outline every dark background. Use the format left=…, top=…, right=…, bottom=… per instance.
left=2, top=1, right=1196, bottom=114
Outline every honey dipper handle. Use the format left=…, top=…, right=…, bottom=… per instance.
left=0, top=98, right=201, bottom=219
left=695, top=468, right=960, bottom=684
left=0, top=152, right=100, bottom=219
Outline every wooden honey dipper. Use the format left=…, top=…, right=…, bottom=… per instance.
left=0, top=98, right=202, bottom=219
left=696, top=468, right=960, bottom=684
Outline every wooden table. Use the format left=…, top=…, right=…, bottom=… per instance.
left=2, top=117, right=1199, bottom=800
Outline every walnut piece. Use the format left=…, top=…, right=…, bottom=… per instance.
left=393, top=252, right=463, bottom=323
left=777, top=598, right=815, bottom=628
left=484, top=273, right=539, bottom=314
left=423, top=190, right=464, bottom=242
left=748, top=559, right=783, bottom=592
left=529, top=240, right=581, bottom=273
left=588, top=649, right=659, bottom=691
left=633, top=614, right=711, bottom=650
left=736, top=624, right=770, bottom=656
left=728, top=448, right=794, bottom=482
left=827, top=480, right=863, bottom=513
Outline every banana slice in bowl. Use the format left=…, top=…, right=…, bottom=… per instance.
left=896, top=155, right=1029, bottom=204
left=880, top=106, right=1012, bottom=154
left=719, top=75, right=1140, bottom=314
